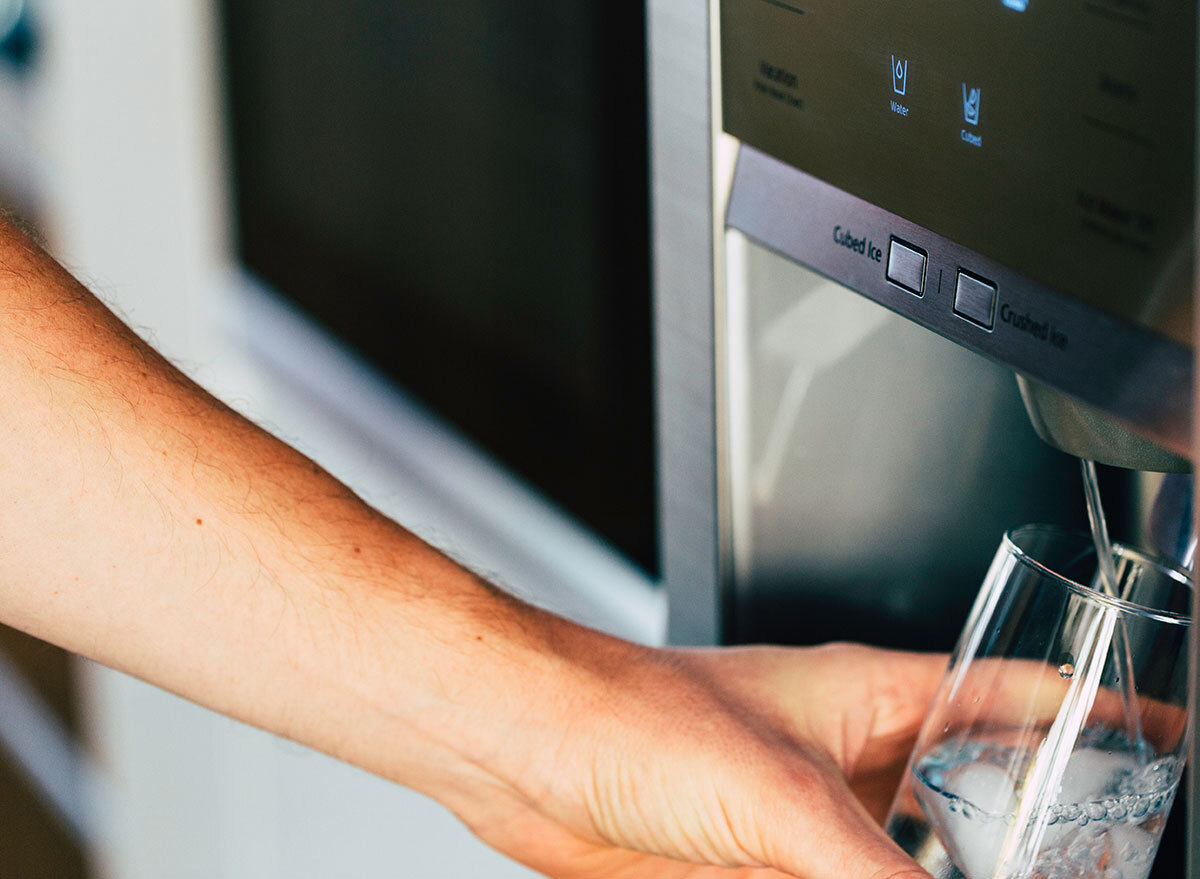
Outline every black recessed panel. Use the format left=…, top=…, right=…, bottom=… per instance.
left=220, top=1, right=658, bottom=574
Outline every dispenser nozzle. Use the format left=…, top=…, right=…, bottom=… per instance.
left=1017, top=377, right=1191, bottom=473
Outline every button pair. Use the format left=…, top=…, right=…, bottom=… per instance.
left=885, top=237, right=996, bottom=330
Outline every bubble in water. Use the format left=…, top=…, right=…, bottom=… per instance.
left=910, top=736, right=1179, bottom=879
left=1058, top=653, right=1076, bottom=679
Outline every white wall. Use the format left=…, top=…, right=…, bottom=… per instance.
left=9, top=1, right=663, bottom=876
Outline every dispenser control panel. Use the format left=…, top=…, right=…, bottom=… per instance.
left=721, top=0, right=1195, bottom=347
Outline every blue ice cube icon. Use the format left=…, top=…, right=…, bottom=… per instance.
left=962, top=84, right=981, bottom=125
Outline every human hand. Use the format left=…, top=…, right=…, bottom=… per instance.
left=437, top=636, right=947, bottom=879
left=0, top=218, right=944, bottom=877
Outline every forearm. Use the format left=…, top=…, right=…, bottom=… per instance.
left=0, top=220, right=949, bottom=879
left=0, top=220, right=616, bottom=803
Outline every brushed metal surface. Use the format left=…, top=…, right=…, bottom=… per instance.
left=953, top=271, right=997, bottom=331
left=885, top=238, right=926, bottom=297
left=649, top=0, right=726, bottom=645
left=727, top=144, right=1193, bottom=458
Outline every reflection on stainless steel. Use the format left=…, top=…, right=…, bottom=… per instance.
left=1146, top=474, right=1196, bottom=570
left=752, top=282, right=889, bottom=504
left=0, top=0, right=23, bottom=44
left=724, top=231, right=1087, bottom=648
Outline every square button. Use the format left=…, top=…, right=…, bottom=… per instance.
left=887, top=238, right=926, bottom=296
left=954, top=270, right=997, bottom=329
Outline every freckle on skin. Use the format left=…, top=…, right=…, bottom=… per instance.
left=353, top=546, right=361, bottom=554
left=196, top=518, right=203, bottom=525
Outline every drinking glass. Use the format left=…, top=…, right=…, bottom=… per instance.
left=885, top=525, right=1191, bottom=879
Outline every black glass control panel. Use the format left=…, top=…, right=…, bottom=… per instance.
left=721, top=0, right=1195, bottom=347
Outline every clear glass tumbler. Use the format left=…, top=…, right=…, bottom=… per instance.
left=885, top=525, right=1191, bottom=879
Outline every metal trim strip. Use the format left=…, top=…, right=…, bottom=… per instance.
left=649, top=0, right=727, bottom=644
left=727, top=144, right=1193, bottom=458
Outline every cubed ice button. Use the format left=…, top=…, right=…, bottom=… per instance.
left=886, top=238, right=926, bottom=296
left=954, top=270, right=997, bottom=330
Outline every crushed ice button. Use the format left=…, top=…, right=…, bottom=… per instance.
left=954, top=270, right=997, bottom=330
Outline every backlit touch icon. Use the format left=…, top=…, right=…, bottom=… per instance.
left=892, top=56, right=908, bottom=96
left=962, top=84, right=981, bottom=125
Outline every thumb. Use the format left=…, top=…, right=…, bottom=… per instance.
left=759, top=765, right=931, bottom=879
